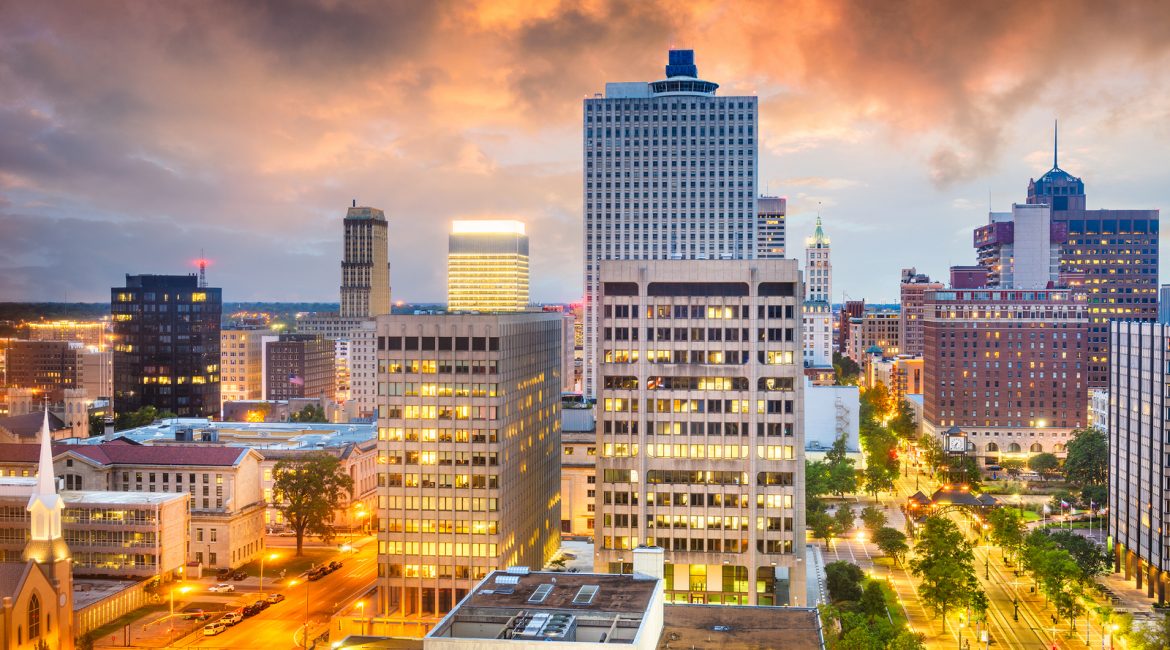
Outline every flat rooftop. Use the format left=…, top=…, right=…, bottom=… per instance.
left=661, top=604, right=824, bottom=650
left=0, top=479, right=187, bottom=506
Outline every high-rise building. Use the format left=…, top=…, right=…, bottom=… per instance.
left=898, top=268, right=943, bottom=357
left=846, top=310, right=900, bottom=361
left=1020, top=131, right=1159, bottom=387
left=220, top=328, right=266, bottom=407
left=24, top=320, right=109, bottom=350
left=802, top=218, right=833, bottom=373
left=582, top=49, right=759, bottom=396
left=922, top=288, right=1087, bottom=466
left=447, top=220, right=530, bottom=312
left=1109, top=321, right=1170, bottom=602
left=111, top=274, right=221, bottom=418
left=4, top=340, right=81, bottom=401
left=264, top=334, right=335, bottom=401
left=595, top=259, right=806, bottom=606
left=1161, top=285, right=1170, bottom=323
left=757, top=196, right=787, bottom=259
left=340, top=204, right=391, bottom=319
left=973, top=203, right=1063, bottom=289
left=373, top=312, right=563, bottom=619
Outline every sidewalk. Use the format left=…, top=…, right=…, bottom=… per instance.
left=1097, top=570, right=1159, bottom=616
left=806, top=544, right=829, bottom=607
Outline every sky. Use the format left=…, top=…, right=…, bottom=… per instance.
left=2, top=0, right=1170, bottom=304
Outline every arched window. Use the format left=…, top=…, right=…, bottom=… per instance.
left=1008, top=443, right=1022, bottom=453
left=986, top=442, right=999, bottom=452
left=28, top=593, right=41, bottom=639
left=1030, top=443, right=1043, bottom=453
left=1053, top=444, right=1065, bottom=453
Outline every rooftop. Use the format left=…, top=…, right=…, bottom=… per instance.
left=0, top=478, right=188, bottom=505
left=61, top=417, right=376, bottom=450
left=0, top=442, right=251, bottom=467
left=660, top=604, right=824, bottom=650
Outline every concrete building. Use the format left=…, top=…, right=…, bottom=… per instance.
left=258, top=440, right=378, bottom=534
left=79, top=349, right=112, bottom=403
left=835, top=300, right=864, bottom=355
left=220, top=328, right=267, bottom=407
left=111, top=274, right=221, bottom=418
left=341, top=204, right=392, bottom=319
left=756, top=196, right=786, bottom=259
left=1089, top=388, right=1108, bottom=431
left=1161, top=285, right=1170, bottom=323
left=1109, top=321, right=1170, bottom=603
left=803, top=381, right=860, bottom=464
left=922, top=288, right=1088, bottom=466
left=802, top=218, right=833, bottom=373
left=869, top=355, right=924, bottom=400
left=560, top=400, right=596, bottom=537
left=583, top=49, right=759, bottom=397
left=448, top=220, right=530, bottom=312
left=595, top=259, right=805, bottom=606
left=974, top=203, right=1062, bottom=289
left=846, top=310, right=900, bottom=361
left=898, top=268, right=943, bottom=357
left=374, top=312, right=563, bottom=619
left=349, top=320, right=379, bottom=419
left=4, top=340, right=81, bottom=402
left=265, top=334, right=335, bottom=401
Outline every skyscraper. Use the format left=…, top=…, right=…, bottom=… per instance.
left=447, top=220, right=530, bottom=312
left=582, top=49, right=759, bottom=396
left=973, top=203, right=1062, bottom=289
left=802, top=217, right=833, bottom=371
left=1021, top=128, right=1160, bottom=386
left=340, top=204, right=391, bottom=319
left=111, top=274, right=221, bottom=418
left=898, top=268, right=943, bottom=358
left=595, top=259, right=806, bottom=606
left=756, top=196, right=787, bottom=259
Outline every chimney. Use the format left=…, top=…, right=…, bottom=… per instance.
left=632, top=545, right=664, bottom=580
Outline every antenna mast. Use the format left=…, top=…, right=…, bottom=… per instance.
left=198, top=249, right=207, bottom=288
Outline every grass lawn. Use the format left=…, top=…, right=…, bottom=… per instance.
left=86, top=604, right=167, bottom=640
left=870, top=578, right=909, bottom=629
left=1020, top=510, right=1041, bottom=522
left=236, top=547, right=335, bottom=580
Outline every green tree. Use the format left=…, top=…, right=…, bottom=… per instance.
left=908, top=516, right=983, bottom=630
left=114, top=405, right=176, bottom=431
left=1130, top=611, right=1170, bottom=649
left=825, top=561, right=864, bottom=603
left=1028, top=453, right=1061, bottom=479
left=1001, top=458, right=1025, bottom=478
left=272, top=451, right=355, bottom=555
left=1041, top=529, right=1111, bottom=579
left=874, top=527, right=910, bottom=566
left=858, top=581, right=887, bottom=620
left=808, top=505, right=836, bottom=540
left=888, top=398, right=917, bottom=439
left=834, top=505, right=856, bottom=536
left=1063, top=426, right=1107, bottom=486
left=833, top=352, right=861, bottom=386
left=807, top=460, right=831, bottom=500
left=1080, top=484, right=1108, bottom=510
left=860, top=505, right=887, bottom=533
left=88, top=413, right=105, bottom=438
left=986, top=508, right=1026, bottom=561
left=290, top=404, right=327, bottom=423
left=919, top=436, right=947, bottom=476
left=77, top=632, right=95, bottom=650
left=826, top=434, right=859, bottom=497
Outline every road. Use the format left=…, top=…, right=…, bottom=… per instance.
left=171, top=542, right=377, bottom=650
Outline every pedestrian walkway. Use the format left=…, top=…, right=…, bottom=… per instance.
left=1097, top=570, right=1159, bottom=615
left=806, top=544, right=829, bottom=607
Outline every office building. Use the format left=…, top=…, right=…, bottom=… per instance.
left=111, top=274, right=221, bottom=418
left=922, top=288, right=1087, bottom=466
left=804, top=381, right=861, bottom=464
left=869, top=355, right=925, bottom=400
left=265, top=334, right=335, bottom=401
left=1109, top=321, right=1170, bottom=603
left=24, top=320, right=109, bottom=350
left=595, top=259, right=806, bottom=606
left=583, top=49, right=759, bottom=396
left=4, top=341, right=81, bottom=402
left=374, top=312, right=563, bottom=620
left=341, top=204, right=392, bottom=319
left=348, top=320, right=379, bottom=419
left=756, top=196, right=786, bottom=259
left=561, top=399, right=597, bottom=537
left=447, top=220, right=530, bottom=312
left=836, top=300, right=865, bottom=354
left=220, top=328, right=267, bottom=407
left=846, top=310, right=900, bottom=361
left=803, top=218, right=833, bottom=372
left=1161, top=285, right=1170, bottom=323
left=974, top=203, right=1062, bottom=289
left=899, top=268, right=943, bottom=357
left=1021, top=134, right=1160, bottom=386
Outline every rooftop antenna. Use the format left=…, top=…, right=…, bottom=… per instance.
left=352, top=198, right=357, bottom=208
left=1053, top=119, right=1059, bottom=170
left=198, top=249, right=207, bottom=288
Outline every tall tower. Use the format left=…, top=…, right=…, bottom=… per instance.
left=582, top=49, right=759, bottom=395
left=802, top=217, right=833, bottom=369
left=447, top=220, right=530, bottom=312
left=24, top=409, right=75, bottom=649
left=340, top=204, right=391, bottom=318
left=756, top=196, right=787, bottom=259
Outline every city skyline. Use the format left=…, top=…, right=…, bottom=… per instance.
left=3, top=2, right=1170, bottom=303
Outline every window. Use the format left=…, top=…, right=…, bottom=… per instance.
left=28, top=594, right=40, bottom=639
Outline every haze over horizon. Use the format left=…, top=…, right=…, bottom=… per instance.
left=3, top=0, right=1169, bottom=304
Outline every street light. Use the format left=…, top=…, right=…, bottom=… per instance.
left=356, top=600, right=366, bottom=636
left=169, top=585, right=191, bottom=631
left=290, top=579, right=310, bottom=648
left=259, top=552, right=279, bottom=598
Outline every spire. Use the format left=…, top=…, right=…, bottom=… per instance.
left=1053, top=119, right=1059, bottom=170
left=807, top=214, right=829, bottom=247
left=36, top=406, right=56, bottom=496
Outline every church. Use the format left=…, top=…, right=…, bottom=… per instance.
left=0, top=410, right=75, bottom=650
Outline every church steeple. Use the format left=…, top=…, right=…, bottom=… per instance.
left=23, top=408, right=68, bottom=563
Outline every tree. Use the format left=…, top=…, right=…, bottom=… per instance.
left=860, top=505, right=887, bottom=533
left=77, top=633, right=95, bottom=650
left=1001, top=458, right=1025, bottom=478
left=115, top=405, right=176, bottom=431
left=986, top=508, right=1026, bottom=561
left=919, top=436, right=947, bottom=476
left=908, top=516, right=983, bottom=629
left=858, top=581, right=887, bottom=620
left=1063, top=427, right=1107, bottom=486
left=1028, top=453, right=1061, bottom=478
left=272, top=452, right=355, bottom=555
left=807, top=460, right=832, bottom=500
left=825, top=434, right=859, bottom=497
left=290, top=404, right=327, bottom=423
left=834, top=352, right=861, bottom=386
left=834, top=505, right=855, bottom=537
left=825, top=561, right=864, bottom=603
left=874, top=527, right=909, bottom=566
left=1041, top=530, right=1111, bottom=580
left=1080, top=484, right=1108, bottom=510
left=1130, top=611, right=1170, bottom=649
left=88, top=413, right=105, bottom=438
left=808, top=505, right=835, bottom=541
left=888, top=398, right=917, bottom=439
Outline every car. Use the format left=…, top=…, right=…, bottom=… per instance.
left=182, top=610, right=210, bottom=621
left=307, top=567, right=326, bottom=581
left=209, top=583, right=234, bottom=593
left=216, top=568, right=232, bottom=580
left=329, top=560, right=343, bottom=572
left=203, top=623, right=227, bottom=636
left=232, top=570, right=248, bottom=581
left=242, top=603, right=262, bottom=617
left=267, top=593, right=285, bottom=604
left=254, top=599, right=269, bottom=610
left=221, top=612, right=243, bottom=626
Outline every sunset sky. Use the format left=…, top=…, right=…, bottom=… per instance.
left=3, top=0, right=1169, bottom=303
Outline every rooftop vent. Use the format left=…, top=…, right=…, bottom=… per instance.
left=528, top=584, right=554, bottom=603
left=572, top=585, right=599, bottom=605
left=495, top=575, right=520, bottom=585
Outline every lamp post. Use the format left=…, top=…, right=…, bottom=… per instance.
left=169, top=585, right=191, bottom=631
left=291, top=579, right=310, bottom=648
left=356, top=600, right=366, bottom=636
left=259, top=552, right=279, bottom=598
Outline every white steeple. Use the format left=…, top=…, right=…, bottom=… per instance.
left=26, top=407, right=65, bottom=550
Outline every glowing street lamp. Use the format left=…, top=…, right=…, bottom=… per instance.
left=169, top=585, right=191, bottom=630
left=259, top=552, right=279, bottom=597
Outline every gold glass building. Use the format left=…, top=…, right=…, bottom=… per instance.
left=447, top=220, right=529, bottom=312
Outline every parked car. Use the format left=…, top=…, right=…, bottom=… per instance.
left=329, top=561, right=343, bottom=572
left=232, top=570, right=248, bottom=581
left=221, top=612, right=243, bottom=626
left=267, top=593, right=285, bottom=604
left=254, top=599, right=269, bottom=611
left=203, top=623, right=227, bottom=636
left=182, top=610, right=210, bottom=621
left=216, top=568, right=232, bottom=580
left=242, top=603, right=262, bottom=617
left=307, top=567, right=326, bottom=581
left=209, top=583, right=234, bottom=593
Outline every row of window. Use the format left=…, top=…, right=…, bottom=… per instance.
left=602, top=420, right=795, bottom=437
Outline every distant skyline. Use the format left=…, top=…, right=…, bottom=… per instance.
left=2, top=1, right=1169, bottom=304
